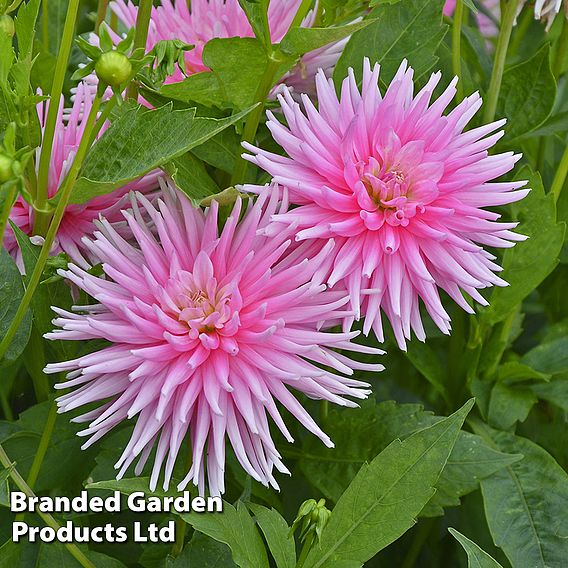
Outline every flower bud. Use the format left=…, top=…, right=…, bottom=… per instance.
left=290, top=498, right=332, bottom=543
left=95, top=51, right=132, bottom=88
left=0, top=14, right=15, bottom=37
left=0, top=153, right=14, bottom=183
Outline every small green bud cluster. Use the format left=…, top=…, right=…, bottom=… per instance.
left=290, top=498, right=332, bottom=544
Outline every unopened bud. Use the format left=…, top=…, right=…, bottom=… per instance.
left=0, top=153, right=14, bottom=183
left=290, top=498, right=331, bottom=543
left=0, top=14, right=15, bottom=37
left=95, top=51, right=132, bottom=88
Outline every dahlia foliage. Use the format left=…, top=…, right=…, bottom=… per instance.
left=0, top=0, right=566, bottom=565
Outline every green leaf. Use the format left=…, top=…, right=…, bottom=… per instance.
left=449, top=528, right=504, bottom=568
left=14, top=0, right=41, bottom=61
left=85, top=477, right=182, bottom=498
left=522, top=337, right=568, bottom=375
left=0, top=400, right=97, bottom=493
left=488, top=383, right=537, bottom=430
left=38, top=543, right=127, bottom=567
left=280, top=20, right=375, bottom=56
left=237, top=0, right=271, bottom=48
left=302, top=400, right=474, bottom=568
left=481, top=167, right=565, bottom=325
left=404, top=340, right=449, bottom=403
left=422, top=430, right=522, bottom=516
left=68, top=103, right=255, bottom=204
left=191, top=126, right=241, bottom=173
left=334, top=0, right=448, bottom=89
left=474, top=424, right=568, bottom=568
left=248, top=504, right=296, bottom=568
left=497, top=45, right=556, bottom=140
left=157, top=72, right=225, bottom=108
left=181, top=500, right=269, bottom=568
left=10, top=222, right=72, bottom=339
left=170, top=531, right=236, bottom=568
left=164, top=152, right=220, bottom=205
left=0, top=247, right=32, bottom=361
left=202, top=37, right=273, bottom=110
left=530, top=378, right=568, bottom=412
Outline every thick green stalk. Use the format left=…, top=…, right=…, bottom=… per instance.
left=483, top=0, right=520, bottom=124
left=452, top=0, right=465, bottom=102
left=0, top=444, right=96, bottom=568
left=296, top=532, right=316, bottom=568
left=288, top=0, right=314, bottom=31
left=34, top=0, right=81, bottom=236
left=553, top=17, right=568, bottom=79
left=551, top=143, right=568, bottom=204
left=230, top=57, right=281, bottom=185
left=23, top=325, right=50, bottom=402
left=0, top=94, right=106, bottom=362
left=41, top=0, right=49, bottom=51
left=95, top=0, right=110, bottom=32
left=126, top=0, right=153, bottom=100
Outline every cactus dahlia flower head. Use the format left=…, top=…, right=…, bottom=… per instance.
left=109, top=0, right=348, bottom=94
left=3, top=83, right=160, bottom=270
left=243, top=59, right=529, bottom=350
left=44, top=183, right=382, bottom=496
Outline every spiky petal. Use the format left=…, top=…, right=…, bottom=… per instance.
left=44, top=182, right=382, bottom=496
left=243, top=60, right=529, bottom=349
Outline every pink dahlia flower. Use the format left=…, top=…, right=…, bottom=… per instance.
left=44, top=183, right=381, bottom=495
left=4, top=83, right=160, bottom=269
left=109, top=0, right=348, bottom=95
left=243, top=60, right=529, bottom=350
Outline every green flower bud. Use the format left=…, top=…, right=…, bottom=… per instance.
left=0, top=153, right=14, bottom=183
left=95, top=51, right=132, bottom=88
left=290, top=498, right=331, bottom=544
left=0, top=14, right=15, bottom=37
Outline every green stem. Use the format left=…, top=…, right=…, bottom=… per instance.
left=0, top=390, right=13, bottom=421
left=0, top=185, right=17, bottom=242
left=452, top=0, right=465, bottom=102
left=553, top=17, right=568, bottom=79
left=288, top=0, right=313, bottom=32
left=27, top=402, right=57, bottom=489
left=508, top=6, right=532, bottom=57
left=483, top=0, right=520, bottom=124
left=0, top=93, right=108, bottom=362
left=171, top=517, right=187, bottom=557
left=296, top=532, right=316, bottom=568
left=320, top=400, right=329, bottom=422
left=23, top=325, right=50, bottom=402
left=551, top=143, right=568, bottom=204
left=95, top=0, right=110, bottom=32
left=41, top=0, right=49, bottom=51
left=126, top=0, right=153, bottom=100
left=230, top=57, right=281, bottom=185
left=34, top=0, right=81, bottom=236
left=0, top=444, right=96, bottom=568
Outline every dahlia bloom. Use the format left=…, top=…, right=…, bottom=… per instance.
left=44, top=183, right=381, bottom=495
left=243, top=60, right=529, bottom=350
left=108, top=0, right=348, bottom=95
left=4, top=83, right=159, bottom=269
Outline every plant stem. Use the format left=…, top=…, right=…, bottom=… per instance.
left=296, top=532, right=316, bottom=568
left=95, top=0, right=110, bottom=32
left=27, top=402, right=57, bottom=489
left=126, top=0, right=153, bottom=100
left=41, top=0, right=49, bottom=51
left=288, top=0, right=313, bottom=31
left=551, top=143, right=568, bottom=204
left=34, top=0, right=81, bottom=237
left=230, top=57, right=281, bottom=185
left=171, top=438, right=194, bottom=557
left=452, top=0, right=465, bottom=102
left=0, top=444, right=96, bottom=568
left=483, top=0, right=520, bottom=124
left=553, top=17, right=568, bottom=79
left=0, top=93, right=107, bottom=362
left=23, top=325, right=50, bottom=402
left=0, top=185, right=17, bottom=242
